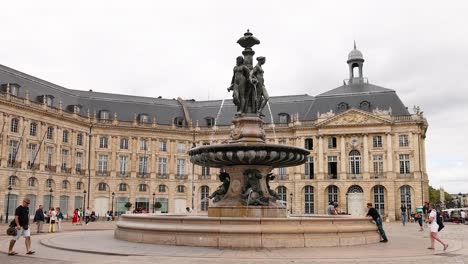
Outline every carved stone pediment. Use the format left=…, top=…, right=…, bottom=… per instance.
left=316, top=109, right=391, bottom=127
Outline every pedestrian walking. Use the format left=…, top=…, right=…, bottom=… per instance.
left=415, top=211, right=424, bottom=231
left=72, top=208, right=79, bottom=225
left=423, top=202, right=429, bottom=228
left=85, top=207, right=91, bottom=225
left=425, top=203, right=448, bottom=251
left=8, top=198, right=35, bottom=256
left=33, top=205, right=45, bottom=233
left=461, top=210, right=466, bottom=225
left=401, top=204, right=407, bottom=226
left=366, top=202, right=388, bottom=242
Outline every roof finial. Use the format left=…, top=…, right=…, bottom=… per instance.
left=354, top=40, right=356, bottom=50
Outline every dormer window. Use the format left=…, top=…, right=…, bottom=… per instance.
left=138, top=113, right=149, bottom=123
left=337, top=102, right=348, bottom=112
left=38, top=95, right=54, bottom=107
left=205, top=117, right=215, bottom=127
left=99, top=110, right=110, bottom=120
left=360, top=101, right=370, bottom=111
left=1, top=83, right=20, bottom=96
left=67, top=104, right=82, bottom=114
left=278, top=113, right=290, bottom=124
left=174, top=117, right=185, bottom=127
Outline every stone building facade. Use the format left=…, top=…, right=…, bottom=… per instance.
left=0, top=46, right=428, bottom=221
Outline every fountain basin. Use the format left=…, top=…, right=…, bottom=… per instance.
left=115, top=214, right=380, bottom=248
left=189, top=143, right=309, bottom=168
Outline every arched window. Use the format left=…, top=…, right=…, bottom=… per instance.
left=9, top=175, right=18, bottom=186
left=201, top=186, right=210, bottom=211
left=98, top=182, right=107, bottom=191
left=118, top=183, right=127, bottom=192
left=177, top=185, right=185, bottom=193
left=62, top=180, right=69, bottom=189
left=28, top=177, right=37, bottom=187
left=276, top=186, right=287, bottom=205
left=29, top=122, right=37, bottom=136
left=10, top=118, right=19, bottom=133
left=374, top=185, right=385, bottom=216
left=360, top=101, right=370, bottom=111
left=304, top=185, right=314, bottom=214
left=337, top=102, right=348, bottom=112
left=347, top=185, right=364, bottom=194
left=45, top=179, right=54, bottom=188
left=400, top=185, right=412, bottom=215
left=158, top=184, right=167, bottom=193
left=327, top=185, right=338, bottom=204
left=348, top=150, right=361, bottom=177
left=138, top=184, right=147, bottom=192
left=76, top=181, right=83, bottom=190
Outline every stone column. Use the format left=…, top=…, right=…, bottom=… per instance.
left=110, top=136, right=117, bottom=177
left=340, top=136, right=346, bottom=180
left=317, top=136, right=324, bottom=179
left=363, top=134, right=369, bottom=179
left=386, top=133, right=393, bottom=179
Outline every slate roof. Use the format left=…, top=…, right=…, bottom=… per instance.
left=0, top=64, right=410, bottom=126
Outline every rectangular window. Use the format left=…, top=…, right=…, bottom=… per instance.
left=138, top=156, right=148, bottom=177
left=304, top=156, right=314, bottom=179
left=27, top=143, right=37, bottom=166
left=99, top=137, right=108, bottom=148
left=140, top=139, right=148, bottom=151
left=278, top=167, right=287, bottom=176
left=47, top=127, right=54, bottom=140
left=75, top=152, right=83, bottom=173
left=201, top=166, right=210, bottom=177
left=119, top=155, right=128, bottom=176
left=399, top=154, right=410, bottom=175
left=45, top=146, right=54, bottom=168
left=29, top=123, right=37, bottom=136
left=373, top=155, right=384, bottom=178
left=61, top=149, right=69, bottom=171
left=176, top=159, right=185, bottom=176
left=8, top=140, right=19, bottom=166
left=120, top=138, right=128, bottom=149
left=327, top=156, right=338, bottom=179
left=373, top=136, right=382, bottom=148
left=98, top=155, right=109, bottom=175
left=76, top=133, right=83, bottom=146
left=399, top=135, right=409, bottom=147
left=158, top=157, right=167, bottom=175
left=304, top=138, right=313, bottom=150
left=176, top=142, right=186, bottom=153
left=328, top=137, right=337, bottom=149
left=62, top=131, right=69, bottom=143
left=159, top=141, right=167, bottom=152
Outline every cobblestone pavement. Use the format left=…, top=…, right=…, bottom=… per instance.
left=0, top=220, right=467, bottom=263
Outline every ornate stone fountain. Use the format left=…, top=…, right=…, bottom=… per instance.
left=115, top=31, right=380, bottom=248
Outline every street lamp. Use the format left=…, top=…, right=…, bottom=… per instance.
left=49, top=188, right=53, bottom=209
left=346, top=193, right=349, bottom=214
left=152, top=192, right=156, bottom=213
left=83, top=190, right=87, bottom=221
left=5, top=185, right=12, bottom=223
left=290, top=192, right=293, bottom=214
left=111, top=192, right=115, bottom=218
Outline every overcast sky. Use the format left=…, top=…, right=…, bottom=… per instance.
left=1, top=0, right=467, bottom=194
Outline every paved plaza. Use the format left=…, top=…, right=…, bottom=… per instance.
left=0, top=220, right=467, bottom=263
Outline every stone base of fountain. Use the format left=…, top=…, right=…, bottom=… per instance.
left=115, top=214, right=380, bottom=248
left=208, top=205, right=287, bottom=218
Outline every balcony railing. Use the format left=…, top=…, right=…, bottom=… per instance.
left=61, top=166, right=72, bottom=173
left=277, top=175, right=288, bottom=181
left=302, top=174, right=314, bottom=180
left=96, top=171, right=110, bottom=176
left=347, top=174, right=363, bottom=180
left=399, top=173, right=412, bottom=179
left=157, top=173, right=168, bottom=179
left=371, top=174, right=386, bottom=179
left=118, top=172, right=129, bottom=177
left=198, top=175, right=211, bottom=180
left=175, top=174, right=188, bottom=180
left=45, top=165, right=56, bottom=172
left=7, top=161, right=20, bottom=168
left=137, top=172, right=148, bottom=178
left=75, top=168, right=87, bottom=175
left=327, top=174, right=338, bottom=179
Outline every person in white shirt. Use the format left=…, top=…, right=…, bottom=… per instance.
left=425, top=203, right=448, bottom=250
left=48, top=208, right=57, bottom=233
left=461, top=210, right=466, bottom=224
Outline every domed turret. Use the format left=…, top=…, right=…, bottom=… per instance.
left=347, top=41, right=365, bottom=84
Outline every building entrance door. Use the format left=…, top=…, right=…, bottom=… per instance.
left=94, top=197, right=109, bottom=218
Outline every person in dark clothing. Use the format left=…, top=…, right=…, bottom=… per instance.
left=8, top=198, right=35, bottom=256
left=366, top=202, right=388, bottom=242
left=422, top=202, right=429, bottom=228
left=33, top=205, right=45, bottom=233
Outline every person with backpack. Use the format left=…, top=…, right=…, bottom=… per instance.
left=425, top=203, right=448, bottom=251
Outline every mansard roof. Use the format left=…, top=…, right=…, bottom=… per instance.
left=0, top=64, right=410, bottom=126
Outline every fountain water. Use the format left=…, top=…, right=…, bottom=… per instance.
left=115, top=30, right=380, bottom=248
left=266, top=101, right=277, bottom=142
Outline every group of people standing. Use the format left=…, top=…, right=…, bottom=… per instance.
left=327, top=201, right=341, bottom=215
left=33, top=205, right=64, bottom=233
